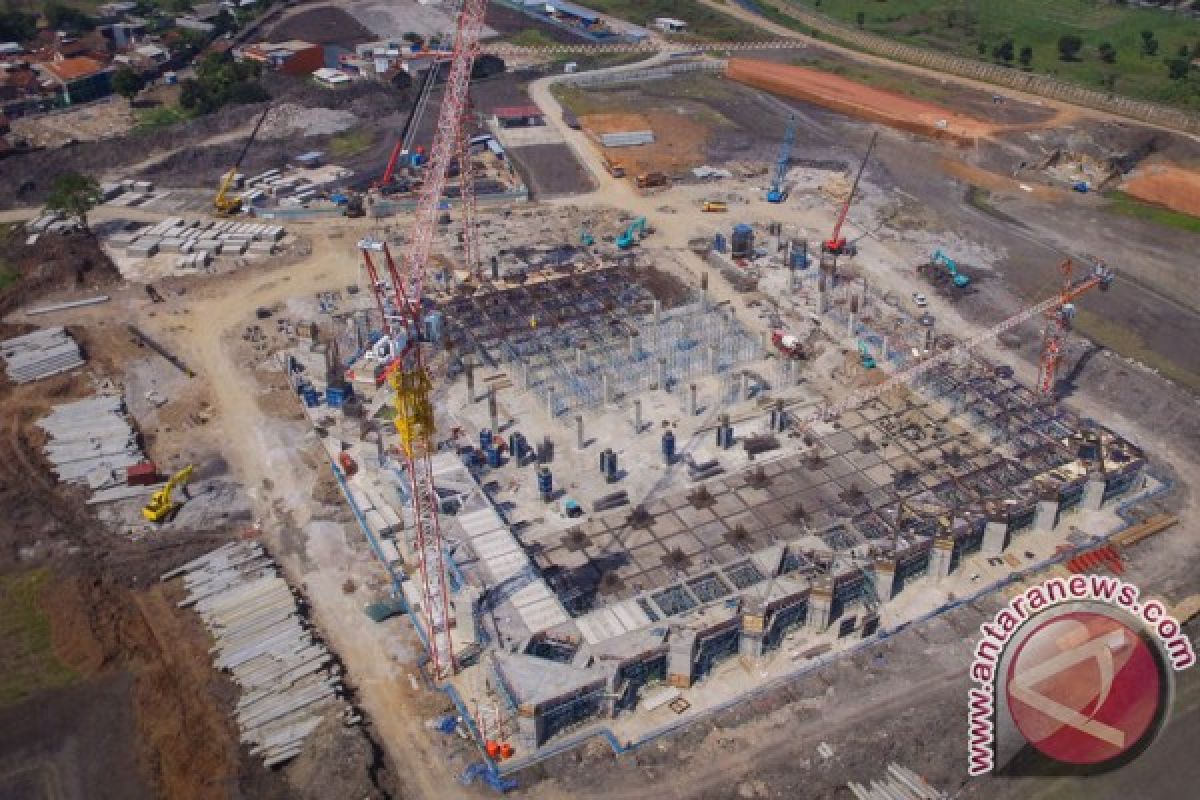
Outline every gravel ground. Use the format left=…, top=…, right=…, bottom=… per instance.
left=260, top=104, right=360, bottom=138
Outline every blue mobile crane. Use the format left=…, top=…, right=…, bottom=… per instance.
left=766, top=115, right=797, bottom=203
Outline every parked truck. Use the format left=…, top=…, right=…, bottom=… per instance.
left=636, top=171, right=668, bottom=189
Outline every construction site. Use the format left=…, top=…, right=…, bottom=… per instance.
left=2, top=2, right=1200, bottom=800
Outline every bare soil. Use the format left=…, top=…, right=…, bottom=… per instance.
left=1121, top=160, right=1200, bottom=217
left=726, top=58, right=993, bottom=144
left=0, top=229, right=122, bottom=317
left=510, top=143, right=597, bottom=197
left=581, top=110, right=713, bottom=176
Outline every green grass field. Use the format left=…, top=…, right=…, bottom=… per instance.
left=134, top=105, right=190, bottom=131
left=0, top=570, right=78, bottom=707
left=328, top=128, right=375, bottom=159
left=583, top=0, right=767, bottom=42
left=1104, top=190, right=1200, bottom=233
left=773, top=0, right=1200, bottom=108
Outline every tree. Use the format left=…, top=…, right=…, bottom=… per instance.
left=1098, top=41, right=1117, bottom=64
left=112, top=66, right=144, bottom=103
left=0, top=10, right=38, bottom=43
left=1141, top=31, right=1159, bottom=57
left=1166, top=57, right=1191, bottom=80
left=1057, top=34, right=1083, bottom=61
left=43, top=2, right=95, bottom=33
left=1018, top=45, right=1033, bottom=70
left=471, top=53, right=505, bottom=80
left=46, top=172, right=102, bottom=234
left=993, top=38, right=1015, bottom=65
left=856, top=11, right=866, bottom=29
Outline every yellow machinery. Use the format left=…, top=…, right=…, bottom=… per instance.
left=214, top=107, right=271, bottom=216
left=702, top=200, right=727, bottom=212
left=143, top=464, right=194, bottom=523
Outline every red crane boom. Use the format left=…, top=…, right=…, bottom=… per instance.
left=1037, top=259, right=1114, bottom=395
left=823, top=132, right=877, bottom=255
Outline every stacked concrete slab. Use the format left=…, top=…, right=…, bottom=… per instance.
left=166, top=541, right=344, bottom=767
left=36, top=394, right=144, bottom=492
left=1, top=326, right=85, bottom=383
left=24, top=210, right=80, bottom=235
left=116, top=216, right=284, bottom=260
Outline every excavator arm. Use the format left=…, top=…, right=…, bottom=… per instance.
left=142, top=464, right=194, bottom=523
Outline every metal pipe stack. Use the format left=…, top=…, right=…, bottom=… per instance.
left=164, top=542, right=345, bottom=767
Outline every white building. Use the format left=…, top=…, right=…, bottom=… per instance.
left=653, top=17, right=687, bottom=34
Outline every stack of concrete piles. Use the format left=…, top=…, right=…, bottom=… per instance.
left=25, top=210, right=80, bottom=235
left=36, top=394, right=144, bottom=492
left=1, top=327, right=85, bottom=383
left=111, top=216, right=285, bottom=263
left=166, top=541, right=343, bottom=767
left=100, top=179, right=157, bottom=207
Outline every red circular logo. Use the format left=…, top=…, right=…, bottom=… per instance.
left=1005, top=610, right=1163, bottom=766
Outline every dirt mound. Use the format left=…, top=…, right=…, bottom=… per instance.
left=267, top=5, right=374, bottom=45
left=286, top=713, right=394, bottom=800
left=726, top=59, right=991, bottom=145
left=0, top=227, right=122, bottom=317
left=1121, top=161, right=1200, bottom=217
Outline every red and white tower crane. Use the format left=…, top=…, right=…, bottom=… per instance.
left=371, top=0, right=487, bottom=678
left=1036, top=258, right=1115, bottom=396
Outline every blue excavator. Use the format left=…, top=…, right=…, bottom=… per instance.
left=857, top=340, right=877, bottom=369
left=580, top=225, right=594, bottom=247
left=932, top=249, right=970, bottom=288
left=616, top=216, right=647, bottom=249
left=766, top=114, right=797, bottom=203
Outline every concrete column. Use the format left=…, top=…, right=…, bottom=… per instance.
left=667, top=629, right=697, bottom=688
left=657, top=357, right=668, bottom=392
left=1082, top=476, right=1106, bottom=511
left=577, top=349, right=586, bottom=370
left=465, top=359, right=475, bottom=401
left=760, top=330, right=770, bottom=352
left=1034, top=497, right=1060, bottom=532
left=707, top=344, right=718, bottom=374
left=628, top=334, right=638, bottom=357
left=739, top=606, right=767, bottom=660
left=576, top=415, right=585, bottom=450
left=873, top=560, right=896, bottom=602
left=687, top=383, right=698, bottom=416
left=633, top=399, right=642, bottom=433
left=929, top=537, right=954, bottom=580
left=806, top=584, right=833, bottom=632
left=602, top=373, right=612, bottom=405
left=847, top=312, right=856, bottom=337
left=983, top=519, right=1010, bottom=555
left=653, top=299, right=661, bottom=327
left=774, top=399, right=786, bottom=432
left=519, top=361, right=531, bottom=389
left=739, top=371, right=749, bottom=401
left=488, top=387, right=499, bottom=432
left=880, top=336, right=889, bottom=360
left=545, top=388, right=556, bottom=417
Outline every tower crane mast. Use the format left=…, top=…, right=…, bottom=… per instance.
left=1037, top=259, right=1114, bottom=395
left=382, top=0, right=487, bottom=678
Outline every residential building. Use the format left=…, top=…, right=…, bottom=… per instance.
left=41, top=57, right=113, bottom=104
left=239, top=40, right=324, bottom=76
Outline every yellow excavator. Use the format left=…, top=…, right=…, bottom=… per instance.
left=214, top=106, right=271, bottom=216
left=142, top=464, right=194, bottom=523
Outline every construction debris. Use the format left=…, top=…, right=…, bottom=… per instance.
left=165, top=541, right=344, bottom=768
left=1, top=326, right=85, bottom=383
left=36, top=394, right=145, bottom=491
